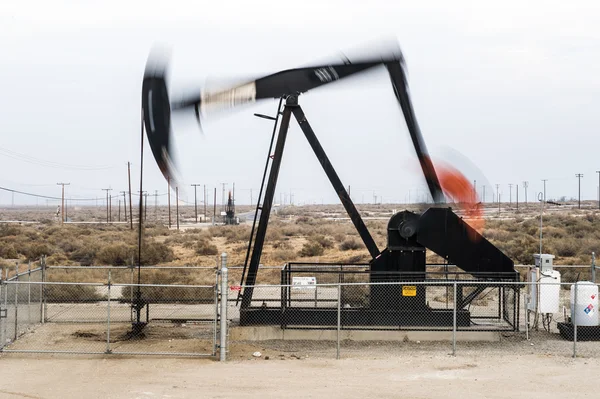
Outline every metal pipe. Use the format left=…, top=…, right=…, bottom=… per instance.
left=106, top=270, right=112, bottom=354
left=1, top=269, right=7, bottom=348
left=337, top=283, right=341, bottom=360
left=452, top=282, right=457, bottom=356
left=524, top=288, right=529, bottom=341
left=27, top=262, right=31, bottom=327
left=213, top=270, right=219, bottom=357
left=220, top=253, right=228, bottom=361
left=40, top=256, right=45, bottom=323
left=14, top=263, right=18, bottom=341
left=573, top=281, right=578, bottom=358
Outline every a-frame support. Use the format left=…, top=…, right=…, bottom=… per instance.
left=240, top=94, right=379, bottom=309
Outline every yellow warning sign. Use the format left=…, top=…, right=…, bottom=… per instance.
left=402, top=286, right=417, bottom=297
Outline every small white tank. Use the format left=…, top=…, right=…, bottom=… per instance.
left=570, top=282, right=599, bottom=326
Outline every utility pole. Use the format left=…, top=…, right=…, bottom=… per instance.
left=127, top=162, right=133, bottom=230
left=597, top=171, right=600, bottom=209
left=516, top=184, right=519, bottom=210
left=542, top=179, right=547, bottom=202
left=508, top=183, right=513, bottom=205
left=496, top=184, right=500, bottom=213
left=250, top=188, right=253, bottom=207
left=102, top=188, right=111, bottom=223
left=213, top=187, right=217, bottom=225
left=203, top=185, right=207, bottom=222
left=154, top=190, right=158, bottom=219
left=221, top=183, right=227, bottom=207
left=191, top=184, right=201, bottom=223
left=118, top=199, right=121, bottom=222
left=167, top=176, right=172, bottom=228
left=144, top=193, right=148, bottom=221
left=523, top=181, right=529, bottom=204
left=120, top=191, right=128, bottom=222
left=176, top=186, right=180, bottom=230
left=576, top=173, right=584, bottom=209
left=56, top=182, right=70, bottom=224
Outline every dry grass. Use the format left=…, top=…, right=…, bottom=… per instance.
left=1, top=204, right=599, bottom=285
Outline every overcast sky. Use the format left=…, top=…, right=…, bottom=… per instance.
left=1, top=0, right=599, bottom=207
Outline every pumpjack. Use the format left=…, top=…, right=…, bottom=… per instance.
left=142, top=40, right=520, bottom=329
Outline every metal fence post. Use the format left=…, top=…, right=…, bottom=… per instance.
left=27, top=261, right=31, bottom=327
left=0, top=271, right=5, bottom=348
left=213, top=270, right=219, bottom=357
left=337, top=283, right=341, bottom=360
left=573, top=282, right=578, bottom=358
left=220, top=253, right=228, bottom=362
left=106, top=270, right=112, bottom=354
left=452, top=282, right=457, bottom=356
left=524, top=286, right=529, bottom=341
left=3, top=269, right=8, bottom=345
left=41, top=255, right=47, bottom=323
left=14, top=262, right=18, bottom=341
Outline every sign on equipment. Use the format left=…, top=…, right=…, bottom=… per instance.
left=402, top=285, right=417, bottom=297
left=292, top=276, right=317, bottom=290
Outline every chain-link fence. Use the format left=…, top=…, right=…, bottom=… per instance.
left=226, top=279, right=600, bottom=359
left=2, top=258, right=599, bottom=360
left=1, top=269, right=221, bottom=357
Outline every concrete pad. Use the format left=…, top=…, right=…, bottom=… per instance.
left=230, top=325, right=500, bottom=342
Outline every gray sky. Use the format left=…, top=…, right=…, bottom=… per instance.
left=1, top=0, right=599, bottom=207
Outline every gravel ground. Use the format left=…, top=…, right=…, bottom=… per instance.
left=0, top=349, right=598, bottom=399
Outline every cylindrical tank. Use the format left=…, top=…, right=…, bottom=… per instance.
left=570, top=282, right=599, bottom=326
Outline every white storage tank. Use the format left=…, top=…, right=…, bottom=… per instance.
left=570, top=282, right=599, bottom=326
left=528, top=269, right=561, bottom=314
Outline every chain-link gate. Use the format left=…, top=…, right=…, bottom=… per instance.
left=0, top=259, right=227, bottom=358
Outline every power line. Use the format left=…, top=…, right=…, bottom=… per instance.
left=0, top=145, right=116, bottom=170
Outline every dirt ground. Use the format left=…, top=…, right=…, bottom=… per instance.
left=0, top=349, right=598, bottom=399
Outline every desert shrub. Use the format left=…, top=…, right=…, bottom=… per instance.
left=0, top=244, right=18, bottom=259
left=0, top=225, right=25, bottom=237
left=333, top=233, right=345, bottom=243
left=339, top=237, right=361, bottom=251
left=295, top=216, right=311, bottom=224
left=309, top=234, right=334, bottom=249
left=341, top=285, right=369, bottom=307
left=266, top=227, right=284, bottom=241
left=195, top=239, right=218, bottom=256
left=119, top=286, right=214, bottom=304
left=273, top=240, right=293, bottom=250
left=282, top=224, right=302, bottom=237
left=138, top=241, right=175, bottom=265
left=96, top=243, right=134, bottom=266
left=341, top=254, right=370, bottom=263
left=46, top=252, right=76, bottom=266
left=553, top=238, right=579, bottom=257
left=272, top=248, right=296, bottom=261
left=299, top=241, right=324, bottom=257
left=20, top=242, right=55, bottom=261
left=45, top=284, right=105, bottom=302
left=56, top=239, right=83, bottom=253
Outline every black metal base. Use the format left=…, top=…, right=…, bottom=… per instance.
left=240, top=307, right=470, bottom=328
left=557, top=322, right=600, bottom=341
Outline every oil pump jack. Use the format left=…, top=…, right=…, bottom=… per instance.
left=142, top=40, right=520, bottom=329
